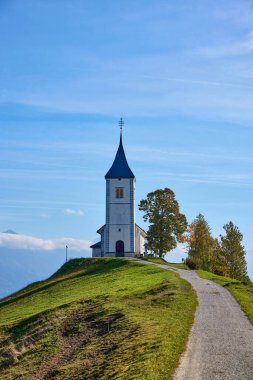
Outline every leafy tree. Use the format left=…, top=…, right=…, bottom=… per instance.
left=220, top=221, right=248, bottom=281
left=211, top=239, right=229, bottom=277
left=139, top=188, right=187, bottom=257
left=186, top=213, right=215, bottom=271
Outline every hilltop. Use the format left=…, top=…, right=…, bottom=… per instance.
left=0, top=258, right=196, bottom=379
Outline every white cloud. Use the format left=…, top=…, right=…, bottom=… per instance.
left=214, top=2, right=253, bottom=28
left=40, top=213, right=50, bottom=218
left=197, top=30, right=253, bottom=58
left=0, top=232, right=91, bottom=251
left=165, top=245, right=187, bottom=263
left=64, top=208, right=84, bottom=216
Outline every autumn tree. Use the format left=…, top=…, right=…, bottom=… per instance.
left=211, top=239, right=229, bottom=277
left=186, top=213, right=215, bottom=271
left=138, top=188, right=187, bottom=257
left=220, top=221, right=248, bottom=281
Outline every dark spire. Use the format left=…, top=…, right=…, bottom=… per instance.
left=119, top=117, right=123, bottom=141
left=105, top=119, right=135, bottom=179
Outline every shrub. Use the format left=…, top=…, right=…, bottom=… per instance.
left=212, top=268, right=226, bottom=276
left=185, top=258, right=198, bottom=270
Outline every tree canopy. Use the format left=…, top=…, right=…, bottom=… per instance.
left=186, top=213, right=215, bottom=271
left=185, top=216, right=248, bottom=280
left=139, top=188, right=187, bottom=257
left=220, top=221, right=248, bottom=281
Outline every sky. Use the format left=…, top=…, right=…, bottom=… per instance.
left=0, top=0, right=253, bottom=279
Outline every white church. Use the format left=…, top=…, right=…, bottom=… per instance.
left=91, top=120, right=147, bottom=258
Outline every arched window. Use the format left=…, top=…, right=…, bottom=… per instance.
left=116, top=187, right=124, bottom=198
left=116, top=240, right=124, bottom=257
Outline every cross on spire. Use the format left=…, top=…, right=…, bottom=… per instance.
left=119, top=118, right=124, bottom=138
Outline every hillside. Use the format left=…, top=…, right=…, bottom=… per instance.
left=0, top=258, right=196, bottom=379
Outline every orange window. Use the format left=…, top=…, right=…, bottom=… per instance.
left=116, top=187, right=124, bottom=198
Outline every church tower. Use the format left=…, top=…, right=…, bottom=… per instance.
left=104, top=119, right=135, bottom=256
left=91, top=119, right=146, bottom=258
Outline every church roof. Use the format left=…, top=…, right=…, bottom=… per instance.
left=97, top=224, right=106, bottom=234
left=105, top=134, right=135, bottom=179
left=90, top=241, right=101, bottom=249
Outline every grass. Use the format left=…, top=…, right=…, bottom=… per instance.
left=167, top=262, right=188, bottom=270
left=197, top=270, right=253, bottom=324
left=0, top=258, right=197, bottom=379
left=140, top=256, right=188, bottom=269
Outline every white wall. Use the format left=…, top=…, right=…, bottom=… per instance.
left=135, top=225, right=146, bottom=255
left=106, top=178, right=135, bottom=254
left=92, top=247, right=101, bottom=257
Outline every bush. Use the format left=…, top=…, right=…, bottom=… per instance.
left=185, top=258, right=198, bottom=270
left=212, top=268, right=226, bottom=276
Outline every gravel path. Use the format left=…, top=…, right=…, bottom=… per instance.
left=134, top=260, right=253, bottom=380
left=173, top=268, right=253, bottom=380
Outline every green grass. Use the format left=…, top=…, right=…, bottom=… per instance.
left=140, top=256, right=188, bottom=269
left=167, top=262, right=188, bottom=269
left=197, top=270, right=253, bottom=324
left=0, top=258, right=197, bottom=379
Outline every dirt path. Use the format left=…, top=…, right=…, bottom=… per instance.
left=134, top=260, right=253, bottom=380
left=32, top=302, right=124, bottom=380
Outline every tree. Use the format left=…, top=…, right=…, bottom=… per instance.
left=211, top=239, right=229, bottom=277
left=186, top=214, right=215, bottom=271
left=220, top=221, right=248, bottom=281
left=138, top=188, right=187, bottom=257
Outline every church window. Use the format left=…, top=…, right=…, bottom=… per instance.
left=116, top=187, right=124, bottom=198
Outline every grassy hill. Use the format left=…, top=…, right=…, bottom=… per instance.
left=0, top=258, right=196, bottom=379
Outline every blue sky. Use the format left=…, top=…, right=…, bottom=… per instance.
left=0, top=0, right=253, bottom=278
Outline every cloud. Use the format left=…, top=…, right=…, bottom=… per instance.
left=0, top=232, right=91, bottom=251
left=64, top=208, right=84, bottom=216
left=196, top=30, right=253, bottom=58
left=165, top=244, right=187, bottom=263
left=40, top=213, right=49, bottom=218
left=139, top=170, right=253, bottom=187
left=214, top=2, right=253, bottom=28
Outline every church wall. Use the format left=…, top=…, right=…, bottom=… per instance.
left=139, top=235, right=145, bottom=255
left=92, top=247, right=101, bottom=257
left=109, top=225, right=131, bottom=252
left=109, top=204, right=130, bottom=224
left=135, top=226, right=146, bottom=256
left=105, top=180, right=110, bottom=254
left=106, top=178, right=135, bottom=255
left=101, top=229, right=105, bottom=256
left=130, top=179, right=135, bottom=253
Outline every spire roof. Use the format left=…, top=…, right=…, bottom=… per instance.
left=105, top=121, right=135, bottom=179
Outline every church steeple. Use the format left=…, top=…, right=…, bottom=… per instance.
left=119, top=117, right=123, bottom=142
left=105, top=119, right=135, bottom=179
left=90, top=119, right=147, bottom=259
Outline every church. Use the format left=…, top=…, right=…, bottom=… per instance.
left=91, top=120, right=147, bottom=258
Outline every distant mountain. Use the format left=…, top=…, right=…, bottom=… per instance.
left=0, top=248, right=90, bottom=299
left=2, top=229, right=18, bottom=234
